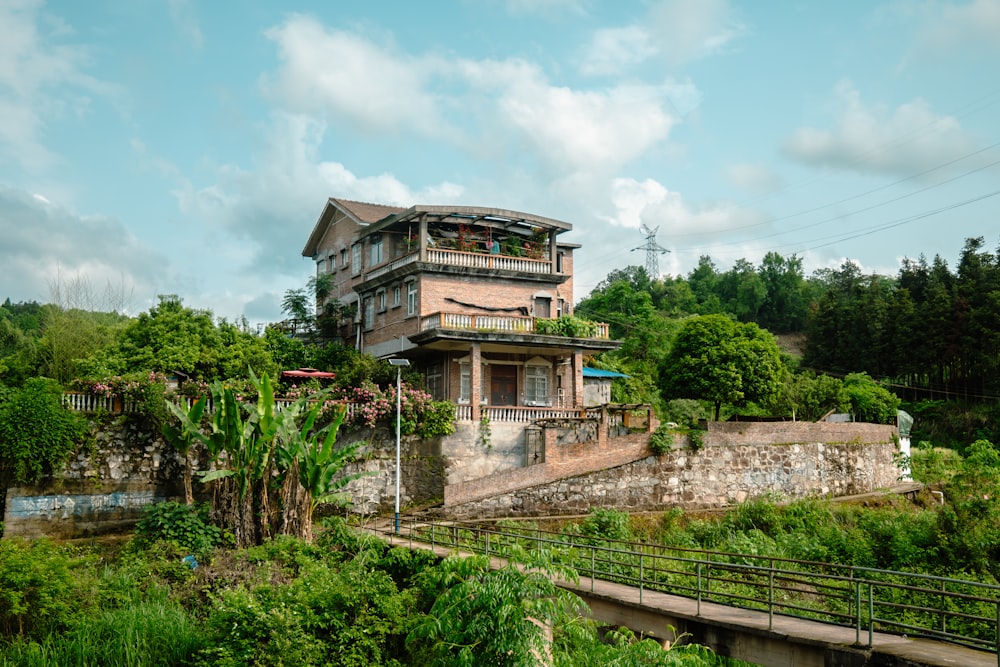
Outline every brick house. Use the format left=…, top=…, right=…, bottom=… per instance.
left=302, top=198, right=620, bottom=420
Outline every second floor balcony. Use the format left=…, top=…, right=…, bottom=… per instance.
left=421, top=311, right=611, bottom=340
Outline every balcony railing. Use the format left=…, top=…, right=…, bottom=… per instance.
left=425, top=248, right=552, bottom=274
left=364, top=247, right=553, bottom=282
left=423, top=311, right=610, bottom=339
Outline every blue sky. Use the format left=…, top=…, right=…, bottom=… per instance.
left=2, top=0, right=999, bottom=325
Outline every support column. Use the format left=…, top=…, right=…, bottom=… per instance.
left=470, top=342, right=482, bottom=422
left=571, top=349, right=584, bottom=411
left=418, top=214, right=428, bottom=261
left=548, top=230, right=558, bottom=273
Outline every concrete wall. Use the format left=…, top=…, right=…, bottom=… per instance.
left=443, top=421, right=899, bottom=519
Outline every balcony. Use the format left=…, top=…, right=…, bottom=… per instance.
left=363, top=247, right=554, bottom=283
left=422, top=311, right=610, bottom=339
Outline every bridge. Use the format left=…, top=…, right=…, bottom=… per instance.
left=369, top=518, right=999, bottom=667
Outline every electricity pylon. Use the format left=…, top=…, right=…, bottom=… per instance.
left=631, top=224, right=669, bottom=278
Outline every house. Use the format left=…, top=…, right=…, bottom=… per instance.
left=301, top=198, right=620, bottom=419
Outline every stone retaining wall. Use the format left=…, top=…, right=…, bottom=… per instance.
left=443, top=422, right=900, bottom=519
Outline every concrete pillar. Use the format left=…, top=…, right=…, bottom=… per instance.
left=571, top=349, right=584, bottom=410
left=548, top=230, right=558, bottom=273
left=418, top=214, right=428, bottom=261
left=470, top=342, right=482, bottom=422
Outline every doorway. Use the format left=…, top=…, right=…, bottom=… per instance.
left=490, top=365, right=517, bottom=406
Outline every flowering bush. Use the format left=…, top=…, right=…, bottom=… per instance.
left=325, top=381, right=454, bottom=437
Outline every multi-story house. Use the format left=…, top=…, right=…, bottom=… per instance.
left=301, top=198, right=620, bottom=420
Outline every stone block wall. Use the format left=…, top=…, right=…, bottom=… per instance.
left=3, top=419, right=186, bottom=539
left=443, top=422, right=900, bottom=519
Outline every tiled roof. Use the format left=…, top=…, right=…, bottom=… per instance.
left=331, top=198, right=406, bottom=224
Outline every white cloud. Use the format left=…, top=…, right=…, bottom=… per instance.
left=262, top=16, right=449, bottom=139
left=0, top=0, right=115, bottom=172
left=781, top=82, right=980, bottom=176
left=0, top=184, right=167, bottom=305
left=646, top=0, right=745, bottom=66
left=604, top=177, right=753, bottom=235
left=725, top=163, right=783, bottom=194
left=262, top=16, right=683, bottom=178
left=909, top=0, right=1000, bottom=56
left=580, top=26, right=656, bottom=75
left=171, top=113, right=464, bottom=274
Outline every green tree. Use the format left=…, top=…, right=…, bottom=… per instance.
left=660, top=314, right=783, bottom=421
left=0, top=379, right=85, bottom=523
left=842, top=372, right=900, bottom=424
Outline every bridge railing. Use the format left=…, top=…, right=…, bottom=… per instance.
left=374, top=518, right=1000, bottom=657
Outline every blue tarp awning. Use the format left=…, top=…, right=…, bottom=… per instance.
left=582, top=367, right=629, bottom=379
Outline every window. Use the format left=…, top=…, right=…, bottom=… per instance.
left=525, top=365, right=549, bottom=405
left=340, top=248, right=348, bottom=269
left=369, top=234, right=383, bottom=266
left=316, top=260, right=325, bottom=276
left=534, top=296, right=551, bottom=318
left=392, top=284, right=401, bottom=308
left=352, top=243, right=362, bottom=275
left=376, top=289, right=386, bottom=313
left=328, top=253, right=336, bottom=272
left=362, top=296, right=374, bottom=330
left=459, top=363, right=486, bottom=403
left=406, top=281, right=417, bottom=316
left=426, top=364, right=443, bottom=400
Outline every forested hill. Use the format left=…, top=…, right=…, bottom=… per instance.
left=576, top=236, right=1000, bottom=419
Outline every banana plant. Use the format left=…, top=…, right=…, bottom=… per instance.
left=162, top=396, right=208, bottom=505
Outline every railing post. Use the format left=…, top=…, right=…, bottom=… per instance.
left=697, top=562, right=703, bottom=616
left=639, top=550, right=644, bottom=604
left=768, top=558, right=774, bottom=631
left=995, top=601, right=999, bottom=667
left=590, top=544, right=592, bottom=596
left=868, top=582, right=875, bottom=649
left=855, top=574, right=861, bottom=646
left=941, top=579, right=947, bottom=636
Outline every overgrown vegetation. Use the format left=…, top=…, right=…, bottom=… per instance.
left=0, top=518, right=743, bottom=666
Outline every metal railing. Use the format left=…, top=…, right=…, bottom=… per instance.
left=373, top=518, right=1000, bottom=659
left=422, top=311, right=611, bottom=340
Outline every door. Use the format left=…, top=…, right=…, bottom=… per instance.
left=490, top=365, right=517, bottom=406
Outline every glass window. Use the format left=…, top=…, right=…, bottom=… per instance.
left=392, top=285, right=401, bottom=307
left=370, top=234, right=383, bottom=266
left=459, top=364, right=470, bottom=403
left=525, top=365, right=549, bottom=405
left=352, top=243, right=362, bottom=275
left=362, top=296, right=374, bottom=330
left=376, top=290, right=386, bottom=312
left=406, top=281, right=417, bottom=316
left=426, top=364, right=443, bottom=400
left=340, top=248, right=348, bottom=269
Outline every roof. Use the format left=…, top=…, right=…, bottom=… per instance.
left=582, top=367, right=630, bottom=379
left=302, top=198, right=407, bottom=257
left=280, top=368, right=336, bottom=379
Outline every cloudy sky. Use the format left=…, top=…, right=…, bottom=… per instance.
left=2, top=0, right=999, bottom=324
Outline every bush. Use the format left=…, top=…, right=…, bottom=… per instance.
left=649, top=424, right=673, bottom=455
left=0, top=539, right=91, bottom=640
left=578, top=508, right=632, bottom=542
left=0, top=378, right=85, bottom=488
left=133, top=502, right=223, bottom=556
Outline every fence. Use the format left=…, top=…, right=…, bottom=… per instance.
left=374, top=518, right=1000, bottom=658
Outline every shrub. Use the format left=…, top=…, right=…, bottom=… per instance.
left=133, top=502, right=223, bottom=556
left=0, top=378, right=85, bottom=489
left=578, top=508, right=632, bottom=542
left=649, top=424, right=673, bottom=455
left=0, top=539, right=90, bottom=640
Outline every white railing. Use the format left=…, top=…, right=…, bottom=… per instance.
left=423, top=311, right=611, bottom=340
left=63, top=392, right=358, bottom=422
left=363, top=253, right=419, bottom=281
left=481, top=406, right=587, bottom=423
left=426, top=248, right=552, bottom=274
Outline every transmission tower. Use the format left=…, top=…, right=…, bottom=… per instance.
left=631, top=224, right=670, bottom=278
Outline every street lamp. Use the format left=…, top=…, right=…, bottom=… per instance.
left=388, top=358, right=410, bottom=534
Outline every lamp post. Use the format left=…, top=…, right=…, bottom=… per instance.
left=388, top=358, right=410, bottom=534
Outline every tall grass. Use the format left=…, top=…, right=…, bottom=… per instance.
left=1, top=599, right=202, bottom=667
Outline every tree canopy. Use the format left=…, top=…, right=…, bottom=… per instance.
left=660, top=314, right=784, bottom=421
